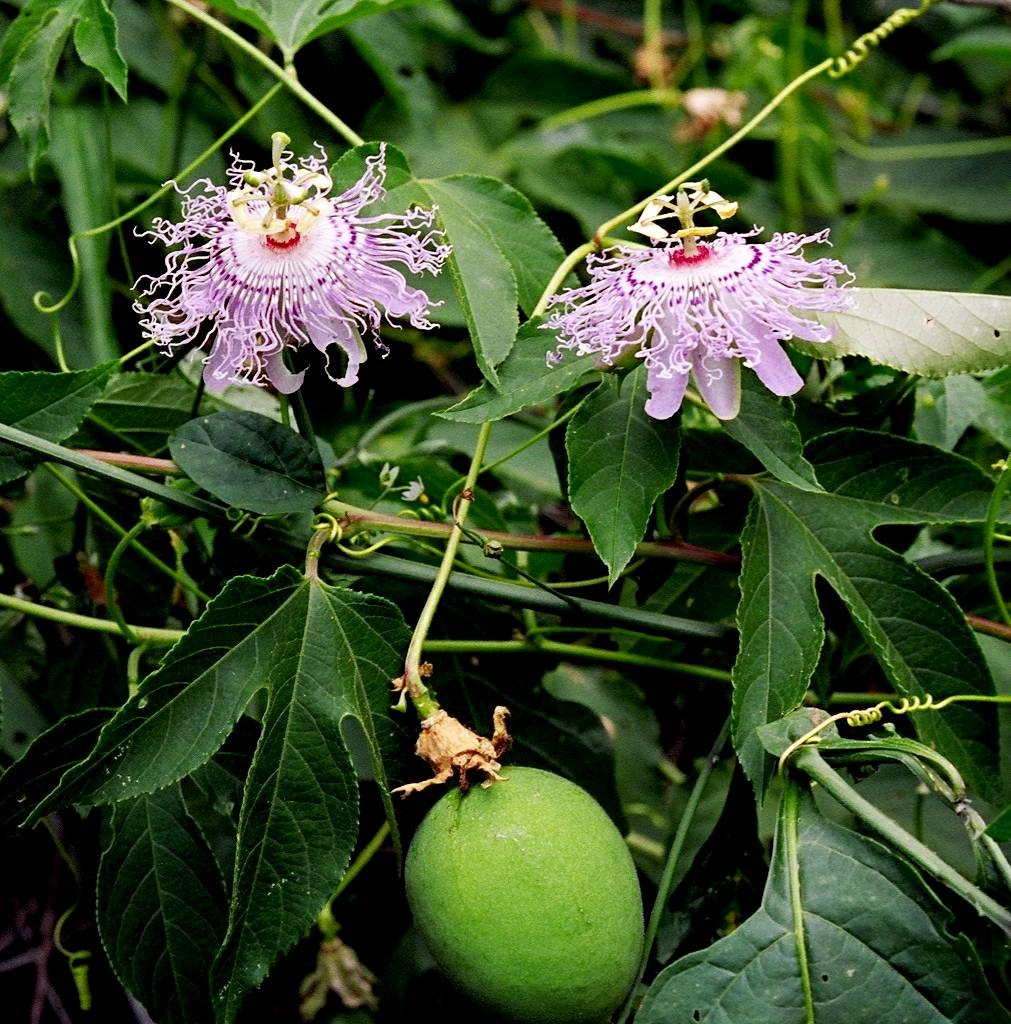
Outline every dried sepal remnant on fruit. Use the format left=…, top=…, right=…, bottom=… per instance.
left=394, top=706, right=512, bottom=796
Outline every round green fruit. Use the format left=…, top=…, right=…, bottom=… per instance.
left=405, top=766, right=643, bottom=1024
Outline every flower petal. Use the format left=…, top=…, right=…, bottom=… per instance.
left=749, top=339, right=804, bottom=396
left=692, top=352, right=741, bottom=420
left=644, top=365, right=690, bottom=419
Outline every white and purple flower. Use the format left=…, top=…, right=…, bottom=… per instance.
left=545, top=185, right=852, bottom=420
left=134, top=134, right=450, bottom=394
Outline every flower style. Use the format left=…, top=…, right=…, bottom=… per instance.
left=135, top=134, right=450, bottom=394
left=545, top=184, right=853, bottom=420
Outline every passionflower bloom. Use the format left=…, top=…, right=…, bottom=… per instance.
left=134, top=133, right=450, bottom=393
left=545, top=184, right=852, bottom=420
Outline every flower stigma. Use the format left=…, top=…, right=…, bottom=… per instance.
left=545, top=184, right=852, bottom=420
left=134, top=134, right=451, bottom=395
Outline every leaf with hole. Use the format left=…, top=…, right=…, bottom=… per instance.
left=733, top=430, right=1003, bottom=799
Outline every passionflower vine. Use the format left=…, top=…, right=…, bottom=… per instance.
left=545, top=183, right=853, bottom=420
left=134, top=133, right=450, bottom=394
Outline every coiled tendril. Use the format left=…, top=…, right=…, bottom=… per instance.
left=777, top=693, right=1011, bottom=774
left=829, top=0, right=939, bottom=77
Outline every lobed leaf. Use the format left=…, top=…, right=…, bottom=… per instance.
left=637, top=792, right=1011, bottom=1024
left=733, top=431, right=1003, bottom=799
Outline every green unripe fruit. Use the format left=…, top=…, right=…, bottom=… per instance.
left=405, top=766, right=643, bottom=1024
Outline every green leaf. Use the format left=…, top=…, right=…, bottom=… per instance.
left=97, top=786, right=227, bottom=1024
left=984, top=804, right=1011, bottom=842
left=797, top=288, right=1011, bottom=376
left=73, top=0, right=127, bottom=100
left=733, top=431, right=1001, bottom=799
left=0, top=0, right=75, bottom=171
left=721, top=373, right=821, bottom=491
left=20, top=567, right=408, bottom=1022
left=210, top=579, right=409, bottom=1023
left=566, top=366, right=680, bottom=584
left=335, top=145, right=565, bottom=385
left=50, top=106, right=118, bottom=364
left=441, top=319, right=597, bottom=423
left=420, top=176, right=518, bottom=384
left=169, top=411, right=326, bottom=515
left=933, top=25, right=1011, bottom=68
left=637, top=791, right=1011, bottom=1024
left=0, top=0, right=126, bottom=172
left=422, top=175, right=565, bottom=319
left=0, top=363, right=116, bottom=483
left=201, top=0, right=435, bottom=60
left=74, top=373, right=201, bottom=455
left=0, top=708, right=111, bottom=833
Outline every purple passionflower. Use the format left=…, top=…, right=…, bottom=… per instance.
left=134, top=134, right=450, bottom=394
left=545, top=186, right=852, bottom=420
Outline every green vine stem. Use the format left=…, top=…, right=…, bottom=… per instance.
left=400, top=421, right=494, bottom=716
left=321, top=497, right=739, bottom=567
left=44, top=465, right=211, bottom=603
left=0, top=591, right=183, bottom=645
left=794, top=746, right=1011, bottom=937
left=421, top=638, right=733, bottom=682
left=0, top=424, right=221, bottom=518
left=617, top=717, right=732, bottom=1024
left=784, top=779, right=817, bottom=1024
left=166, top=0, right=365, bottom=144
left=103, top=521, right=146, bottom=645
left=537, top=88, right=681, bottom=131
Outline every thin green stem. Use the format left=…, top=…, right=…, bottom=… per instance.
left=334, top=397, right=456, bottom=469
left=642, top=0, right=665, bottom=91
left=617, top=717, right=732, bottom=1024
left=538, top=88, right=681, bottom=131
left=421, top=637, right=732, bottom=679
left=336, top=822, right=391, bottom=897
left=984, top=455, right=1011, bottom=627
left=783, top=780, right=817, bottom=1024
left=0, top=592, right=183, bottom=645
left=532, top=241, right=596, bottom=318
left=795, top=747, right=1011, bottom=937
left=34, top=83, right=284, bottom=318
left=166, top=0, right=364, bottom=145
left=326, top=549, right=733, bottom=643
left=45, top=465, right=211, bottom=603
left=402, top=421, right=494, bottom=714
left=0, top=424, right=221, bottom=518
left=479, top=398, right=586, bottom=476
left=560, top=0, right=579, bottom=55
left=593, top=59, right=833, bottom=241
left=836, top=134, right=1011, bottom=162
left=969, top=252, right=1011, bottom=293
left=103, top=521, right=146, bottom=645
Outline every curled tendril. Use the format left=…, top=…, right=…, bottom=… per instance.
left=829, top=0, right=938, bottom=77
left=777, top=692, right=1011, bottom=775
